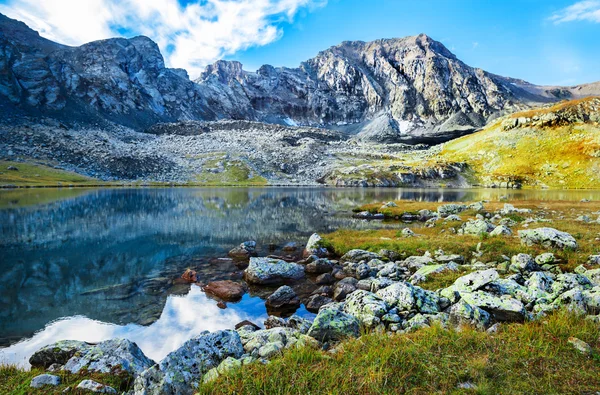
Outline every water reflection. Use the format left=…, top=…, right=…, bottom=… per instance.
left=1, top=187, right=600, bottom=366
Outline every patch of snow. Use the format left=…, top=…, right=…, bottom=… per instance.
left=398, top=120, right=414, bottom=134
left=284, top=117, right=298, bottom=127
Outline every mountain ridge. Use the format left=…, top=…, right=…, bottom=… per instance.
left=1, top=13, right=599, bottom=143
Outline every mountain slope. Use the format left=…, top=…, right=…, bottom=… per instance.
left=440, top=97, right=600, bottom=188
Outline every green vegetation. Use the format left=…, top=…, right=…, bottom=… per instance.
left=0, top=160, right=102, bottom=187
left=418, top=268, right=470, bottom=291
left=440, top=97, right=600, bottom=189
left=0, top=188, right=94, bottom=209
left=194, top=156, right=267, bottom=186
left=200, top=311, right=600, bottom=394
left=0, top=365, right=133, bottom=394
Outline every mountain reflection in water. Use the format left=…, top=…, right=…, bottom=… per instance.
left=1, top=186, right=599, bottom=367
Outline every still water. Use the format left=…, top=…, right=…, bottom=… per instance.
left=1, top=186, right=599, bottom=367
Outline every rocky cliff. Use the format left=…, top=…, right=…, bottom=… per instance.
left=1, top=12, right=599, bottom=143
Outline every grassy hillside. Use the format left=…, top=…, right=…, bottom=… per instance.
left=0, top=160, right=101, bottom=187
left=440, top=97, right=600, bottom=189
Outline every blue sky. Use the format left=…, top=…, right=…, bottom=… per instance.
left=1, top=0, right=599, bottom=85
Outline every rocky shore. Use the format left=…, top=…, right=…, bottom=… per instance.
left=20, top=201, right=600, bottom=394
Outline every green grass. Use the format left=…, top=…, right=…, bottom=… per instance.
left=194, top=157, right=267, bottom=186
left=0, top=188, right=94, bottom=209
left=418, top=268, right=471, bottom=291
left=0, top=365, right=133, bottom=394
left=200, top=311, right=600, bottom=394
left=0, top=161, right=102, bottom=187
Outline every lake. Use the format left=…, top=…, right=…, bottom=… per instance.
left=1, top=186, right=599, bottom=367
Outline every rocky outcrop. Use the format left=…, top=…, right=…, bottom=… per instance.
left=518, top=228, right=578, bottom=250
left=243, top=257, right=305, bottom=285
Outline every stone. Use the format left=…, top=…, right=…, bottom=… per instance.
left=490, top=225, right=512, bottom=236
left=343, top=290, right=388, bottom=327
left=7, top=165, right=18, bottom=171
left=437, top=204, right=467, bottom=217
left=234, top=320, right=260, bottom=331
left=181, top=269, right=197, bottom=282
left=509, top=253, right=540, bottom=274
left=305, top=294, right=334, bottom=313
left=499, top=203, right=531, bottom=215
left=401, top=228, right=415, bottom=237
left=282, top=242, right=298, bottom=252
left=61, top=338, right=155, bottom=376
left=307, top=307, right=360, bottom=342
left=568, top=337, right=593, bottom=354
left=460, top=291, right=526, bottom=322
left=340, top=249, right=381, bottom=263
left=518, top=228, right=578, bottom=250
left=303, top=233, right=329, bottom=257
left=228, top=241, right=257, bottom=260
left=315, top=272, right=335, bottom=285
left=448, top=300, right=491, bottom=329
left=376, top=282, right=417, bottom=311
left=244, top=257, right=304, bottom=285
left=76, top=380, right=116, bottom=393
left=134, top=330, right=244, bottom=395
left=333, top=280, right=357, bottom=301
left=30, top=374, right=61, bottom=388
left=535, top=253, right=557, bottom=266
left=305, top=258, right=334, bottom=274
left=265, top=285, right=301, bottom=310
left=444, top=214, right=462, bottom=221
left=525, top=272, right=555, bottom=299
left=29, top=340, right=92, bottom=369
left=203, top=280, right=246, bottom=301
left=461, top=219, right=495, bottom=235
left=586, top=268, right=600, bottom=286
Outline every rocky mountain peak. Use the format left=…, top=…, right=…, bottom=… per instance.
left=199, top=60, right=245, bottom=84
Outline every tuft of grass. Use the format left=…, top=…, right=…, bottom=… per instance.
left=418, top=268, right=471, bottom=291
left=0, top=160, right=101, bottom=187
left=194, top=156, right=267, bottom=186
left=0, top=365, right=133, bottom=395
left=200, top=311, right=600, bottom=394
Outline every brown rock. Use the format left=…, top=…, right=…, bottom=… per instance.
left=181, top=269, right=197, bottom=282
left=203, top=280, right=246, bottom=301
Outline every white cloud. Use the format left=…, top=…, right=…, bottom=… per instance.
left=550, top=0, right=600, bottom=24
left=0, top=0, right=326, bottom=78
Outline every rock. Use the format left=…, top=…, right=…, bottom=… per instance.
left=307, top=307, right=360, bottom=342
left=401, top=228, right=415, bottom=237
left=244, top=257, right=304, bottom=285
left=518, top=227, right=578, bottom=250
left=468, top=202, right=485, bottom=211
left=303, top=233, right=329, bottom=258
left=535, top=253, right=557, bottom=266
left=61, top=338, right=155, bottom=376
left=588, top=255, right=600, bottom=265
left=410, top=263, right=458, bottom=285
left=265, top=285, right=301, bottom=310
left=460, top=291, right=526, bottom=322
left=343, top=290, right=388, bottom=327
left=490, top=225, right=512, bottom=236
left=282, top=242, right=298, bottom=252
left=447, top=269, right=499, bottom=294
left=234, top=320, right=261, bottom=331
left=376, top=282, right=416, bottom=311
left=340, top=249, right=381, bottom=263
left=228, top=241, right=257, bottom=260
left=461, top=219, right=495, bottom=235
left=586, top=268, right=600, bottom=286
left=568, top=337, right=593, bottom=354
left=525, top=272, right=555, bottom=299
left=76, top=380, right=116, bottom=393
left=30, top=374, right=61, bottom=388
left=381, top=201, right=398, bottom=208
left=181, top=269, right=198, bottom=282
left=435, top=254, right=465, bottom=264
left=509, top=254, right=540, bottom=274
left=203, top=280, right=246, bottom=301
left=444, top=214, right=462, bottom=221
left=437, top=204, right=467, bottom=217
left=305, top=294, right=334, bottom=313
left=315, top=272, right=335, bottom=285
left=238, top=326, right=316, bottom=359
left=134, top=330, right=244, bottom=395
left=333, top=278, right=358, bottom=301
left=305, top=258, right=334, bottom=274
left=448, top=300, right=491, bottom=329
left=7, top=165, right=18, bottom=171
left=499, top=204, right=531, bottom=215
left=29, top=340, right=91, bottom=369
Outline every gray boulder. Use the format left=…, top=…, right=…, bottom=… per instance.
left=437, top=204, right=467, bottom=217
left=29, top=340, right=92, bottom=369
left=244, top=257, right=304, bottom=285
left=305, top=258, right=334, bottom=274
left=228, top=241, right=257, bottom=260
left=303, top=233, right=329, bottom=258
left=509, top=253, right=540, bottom=274
left=30, top=374, right=61, bottom=388
left=448, top=300, right=491, bottom=329
left=307, top=307, right=360, bottom=342
left=77, top=380, right=117, bottom=393
left=134, top=330, right=244, bottom=395
left=343, top=290, right=388, bottom=327
left=340, top=249, right=381, bottom=263
left=460, top=291, right=526, bottom=322
left=518, top=227, right=578, bottom=250
left=490, top=225, right=512, bottom=236
left=461, top=219, right=495, bottom=235
left=265, top=285, right=300, bottom=310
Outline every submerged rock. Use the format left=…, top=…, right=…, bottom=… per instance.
left=203, top=280, right=246, bottom=301
left=518, top=228, right=578, bottom=250
left=244, top=257, right=304, bottom=285
left=181, top=269, right=197, bottom=282
left=265, top=285, right=301, bottom=310
left=228, top=241, right=258, bottom=260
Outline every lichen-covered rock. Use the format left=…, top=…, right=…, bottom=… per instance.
left=58, top=339, right=155, bottom=376
left=410, top=263, right=458, bottom=285
left=490, top=225, right=512, bottom=236
left=461, top=219, right=495, bottom=235
left=303, top=233, right=329, bottom=257
left=376, top=282, right=416, bottom=311
left=333, top=278, right=358, bottom=301
left=509, top=253, right=540, bottom=274
left=30, top=374, right=61, bottom=388
left=585, top=268, right=600, bottom=286
left=228, top=241, right=257, bottom=260
left=448, top=300, right=491, bottom=329
left=29, top=340, right=92, bottom=369
left=551, top=273, right=593, bottom=295
left=460, top=291, right=526, bottom=322
left=568, top=337, right=593, bottom=354
left=525, top=272, right=555, bottom=300
left=535, top=253, right=557, bottom=266
left=244, top=257, right=304, bottom=285
left=518, top=227, right=578, bottom=250
left=307, top=307, right=360, bottom=342
left=343, top=290, right=388, bottom=327
left=77, top=379, right=117, bottom=394
left=305, top=258, right=334, bottom=274
left=437, top=204, right=467, bottom=217
left=238, top=327, right=316, bottom=359
left=134, top=330, right=244, bottom=395
left=265, top=285, right=300, bottom=310
left=340, top=249, right=381, bottom=263
left=499, top=204, right=531, bottom=215
left=403, top=255, right=435, bottom=269
left=441, top=269, right=499, bottom=302
left=483, top=278, right=532, bottom=303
